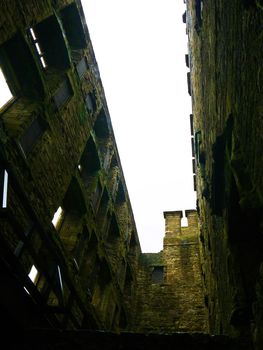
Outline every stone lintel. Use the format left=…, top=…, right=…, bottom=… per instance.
left=163, top=210, right=183, bottom=219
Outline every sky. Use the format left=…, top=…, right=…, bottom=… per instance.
left=82, top=0, right=196, bottom=252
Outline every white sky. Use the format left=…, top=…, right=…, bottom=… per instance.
left=82, top=0, right=196, bottom=252
left=0, top=69, right=13, bottom=108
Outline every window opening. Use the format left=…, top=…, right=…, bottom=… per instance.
left=116, top=181, right=126, bottom=205
left=185, top=54, right=189, bottom=68
left=76, top=57, right=88, bottom=79
left=85, top=92, right=96, bottom=113
left=187, top=71, right=191, bottom=96
left=60, top=3, right=86, bottom=49
left=19, top=117, right=46, bottom=157
left=190, top=114, right=194, bottom=135
left=107, top=214, right=120, bottom=242
left=52, top=206, right=64, bottom=228
left=1, top=169, right=8, bottom=208
left=28, top=265, right=39, bottom=284
left=151, top=266, right=164, bottom=284
left=53, top=77, right=73, bottom=110
left=181, top=215, right=188, bottom=227
left=94, top=109, right=110, bottom=138
left=32, top=16, right=70, bottom=70
left=192, top=158, right=196, bottom=174
left=29, top=27, right=47, bottom=68
left=78, top=137, right=101, bottom=188
left=0, top=33, right=44, bottom=99
left=0, top=68, right=13, bottom=108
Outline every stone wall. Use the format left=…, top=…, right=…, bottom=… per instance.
left=0, top=0, right=141, bottom=332
left=133, top=210, right=208, bottom=333
left=185, top=0, right=263, bottom=348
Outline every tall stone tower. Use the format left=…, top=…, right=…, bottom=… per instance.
left=163, top=210, right=208, bottom=332
left=132, top=210, right=208, bottom=333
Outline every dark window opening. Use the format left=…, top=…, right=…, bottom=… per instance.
left=98, top=258, right=112, bottom=286
left=192, top=158, right=196, bottom=174
left=128, top=231, right=137, bottom=256
left=195, top=0, right=203, bottom=30
left=60, top=3, right=86, bottom=49
left=182, top=11, right=186, bottom=23
left=194, top=131, right=201, bottom=164
left=78, top=137, right=101, bottom=188
left=76, top=57, right=88, bottom=79
left=91, top=257, right=112, bottom=312
left=187, top=71, right=191, bottom=96
left=107, top=214, right=120, bottom=243
left=94, top=108, right=110, bottom=139
left=53, top=77, right=73, bottom=110
left=110, top=155, right=118, bottom=168
left=151, top=266, right=164, bottom=284
left=94, top=109, right=112, bottom=170
left=185, top=54, right=189, bottom=68
left=63, top=177, right=86, bottom=215
left=191, top=136, right=195, bottom=157
left=33, top=15, right=70, bottom=70
left=116, top=181, right=126, bottom=205
left=0, top=33, right=44, bottom=99
left=58, top=178, right=86, bottom=253
left=190, top=114, right=194, bottom=135
left=124, top=263, right=133, bottom=297
left=19, top=117, right=47, bottom=157
left=130, top=231, right=137, bottom=248
left=85, top=92, right=96, bottom=113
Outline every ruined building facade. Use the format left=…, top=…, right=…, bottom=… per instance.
left=0, top=0, right=141, bottom=331
left=1, top=0, right=263, bottom=349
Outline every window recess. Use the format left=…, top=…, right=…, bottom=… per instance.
left=76, top=57, right=88, bottom=79
left=85, top=92, right=96, bottom=114
left=60, top=3, right=86, bottom=49
left=0, top=68, right=13, bottom=109
left=0, top=168, right=8, bottom=209
left=151, top=266, right=164, bottom=284
left=32, top=15, right=70, bottom=70
left=78, top=136, right=101, bottom=189
left=53, top=77, right=73, bottom=110
left=0, top=33, right=44, bottom=99
left=18, top=117, right=47, bottom=157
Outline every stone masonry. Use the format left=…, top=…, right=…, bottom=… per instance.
left=133, top=210, right=208, bottom=333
